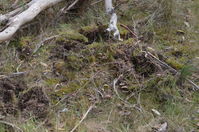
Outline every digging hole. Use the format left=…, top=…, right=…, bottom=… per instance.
left=132, top=54, right=158, bottom=77
left=0, top=78, right=49, bottom=119
left=79, top=24, right=110, bottom=44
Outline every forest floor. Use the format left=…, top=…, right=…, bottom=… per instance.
left=0, top=0, right=199, bottom=132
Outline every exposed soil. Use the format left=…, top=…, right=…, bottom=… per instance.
left=51, top=39, right=84, bottom=60
left=0, top=78, right=49, bottom=119
left=0, top=78, right=26, bottom=116
left=18, top=87, right=49, bottom=119
left=132, top=54, right=158, bottom=77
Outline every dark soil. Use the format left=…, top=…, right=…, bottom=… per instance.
left=18, top=87, right=49, bottom=119
left=132, top=54, right=158, bottom=77
left=0, top=78, right=26, bottom=116
left=0, top=78, right=49, bottom=119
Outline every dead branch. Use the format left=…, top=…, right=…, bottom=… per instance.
left=0, top=0, right=64, bottom=43
left=70, top=104, right=94, bottom=132
left=91, top=0, right=103, bottom=5
left=60, top=0, right=79, bottom=13
left=33, top=35, right=59, bottom=54
left=0, top=0, right=37, bottom=24
left=113, top=74, right=142, bottom=112
left=11, top=0, right=20, bottom=9
left=120, top=23, right=138, bottom=38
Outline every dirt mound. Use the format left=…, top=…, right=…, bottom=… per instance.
left=0, top=78, right=26, bottom=115
left=0, top=78, right=49, bottom=119
left=18, top=87, right=49, bottom=119
left=132, top=54, right=158, bottom=77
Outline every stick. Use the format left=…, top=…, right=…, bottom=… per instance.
left=113, top=74, right=124, bottom=100
left=91, top=0, right=103, bottom=5
left=60, top=0, right=80, bottom=13
left=33, top=35, right=59, bottom=54
left=120, top=23, right=138, bottom=38
left=0, top=120, right=23, bottom=132
left=113, top=74, right=142, bottom=112
left=70, top=105, right=94, bottom=132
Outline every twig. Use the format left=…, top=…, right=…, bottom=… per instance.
left=0, top=120, right=23, bottom=132
left=144, top=51, right=199, bottom=90
left=91, top=0, right=103, bottom=5
left=0, top=72, right=27, bottom=80
left=11, top=0, right=20, bottom=8
left=120, top=24, right=138, bottom=38
left=60, top=0, right=79, bottom=13
left=113, top=74, right=124, bottom=100
left=70, top=105, right=94, bottom=132
left=186, top=79, right=199, bottom=90
left=33, top=35, right=59, bottom=54
left=66, top=0, right=79, bottom=11
left=113, top=74, right=142, bottom=112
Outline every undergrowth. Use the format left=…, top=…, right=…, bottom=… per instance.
left=0, top=0, right=198, bottom=132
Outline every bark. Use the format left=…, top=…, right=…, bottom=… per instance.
left=0, top=0, right=63, bottom=43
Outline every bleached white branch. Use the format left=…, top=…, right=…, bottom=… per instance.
left=105, top=0, right=122, bottom=41
left=0, top=0, right=63, bottom=43
left=70, top=105, right=94, bottom=132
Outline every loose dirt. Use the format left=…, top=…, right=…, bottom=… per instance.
left=0, top=78, right=49, bottom=119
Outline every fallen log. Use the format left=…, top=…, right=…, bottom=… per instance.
left=0, top=0, right=64, bottom=43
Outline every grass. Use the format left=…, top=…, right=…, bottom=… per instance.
left=0, top=0, right=199, bottom=132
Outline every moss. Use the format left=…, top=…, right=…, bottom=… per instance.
left=87, top=55, right=96, bottom=63
left=192, top=92, right=199, bottom=103
left=140, top=92, right=161, bottom=110
left=19, top=36, right=32, bottom=48
left=123, top=38, right=134, bottom=45
left=59, top=31, right=88, bottom=43
left=145, top=76, right=162, bottom=89
left=54, top=60, right=65, bottom=73
left=55, top=82, right=81, bottom=95
left=0, top=124, right=5, bottom=132
left=177, top=45, right=197, bottom=57
left=118, top=25, right=131, bottom=39
left=45, top=78, right=60, bottom=86
left=166, top=58, right=184, bottom=69
left=80, top=25, right=98, bottom=33
left=66, top=54, right=84, bottom=70
left=87, top=42, right=103, bottom=49
left=9, top=36, right=33, bottom=48
left=57, top=24, right=88, bottom=42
